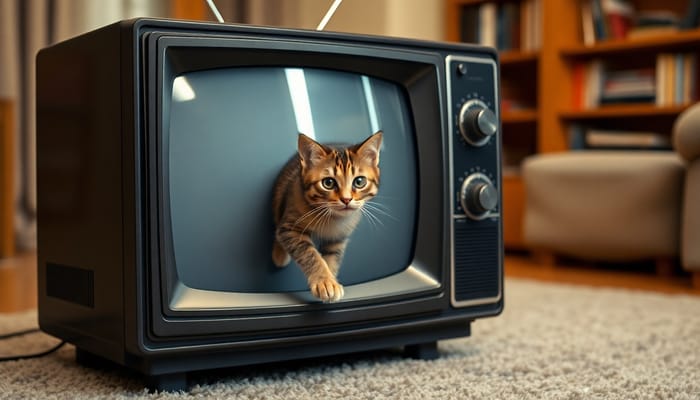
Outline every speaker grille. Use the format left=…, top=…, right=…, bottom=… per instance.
left=453, top=221, right=500, bottom=303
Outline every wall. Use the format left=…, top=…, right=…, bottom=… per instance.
left=284, top=0, right=445, bottom=41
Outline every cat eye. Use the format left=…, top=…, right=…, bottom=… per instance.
left=321, top=177, right=337, bottom=190
left=353, top=176, right=367, bottom=189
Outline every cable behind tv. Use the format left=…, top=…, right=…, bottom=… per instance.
left=204, top=0, right=343, bottom=30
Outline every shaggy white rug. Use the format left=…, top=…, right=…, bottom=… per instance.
left=0, top=278, right=698, bottom=399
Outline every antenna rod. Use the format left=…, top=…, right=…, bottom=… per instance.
left=316, top=0, right=343, bottom=31
left=206, top=0, right=225, bottom=23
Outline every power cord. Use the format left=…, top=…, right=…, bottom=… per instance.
left=0, top=327, right=40, bottom=339
left=0, top=328, right=67, bottom=362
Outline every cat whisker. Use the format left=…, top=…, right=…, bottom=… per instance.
left=359, top=206, right=384, bottom=230
left=293, top=203, right=329, bottom=227
left=299, top=206, right=330, bottom=235
left=294, top=208, right=320, bottom=225
left=363, top=201, right=398, bottom=221
left=319, top=206, right=334, bottom=232
left=291, top=207, right=329, bottom=242
left=364, top=199, right=392, bottom=210
left=292, top=207, right=330, bottom=248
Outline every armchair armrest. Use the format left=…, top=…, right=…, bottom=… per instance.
left=673, top=102, right=700, bottom=284
left=673, top=103, right=700, bottom=163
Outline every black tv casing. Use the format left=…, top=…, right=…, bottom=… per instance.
left=36, top=18, right=503, bottom=390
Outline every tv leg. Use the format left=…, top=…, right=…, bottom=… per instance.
left=146, top=372, right=188, bottom=393
left=404, top=341, right=439, bottom=360
left=75, top=347, right=113, bottom=369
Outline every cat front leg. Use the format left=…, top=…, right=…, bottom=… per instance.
left=276, top=225, right=344, bottom=302
left=319, top=239, right=348, bottom=277
left=272, top=239, right=291, bottom=267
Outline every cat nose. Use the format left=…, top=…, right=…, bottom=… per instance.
left=340, top=197, right=351, bottom=205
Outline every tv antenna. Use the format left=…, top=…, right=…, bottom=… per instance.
left=205, top=0, right=343, bottom=30
left=317, top=0, right=343, bottom=31
left=205, top=0, right=225, bottom=23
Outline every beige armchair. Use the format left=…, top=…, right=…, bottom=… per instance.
left=522, top=102, right=700, bottom=288
left=673, top=103, right=700, bottom=287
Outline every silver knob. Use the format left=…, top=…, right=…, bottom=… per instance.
left=460, top=173, right=498, bottom=220
left=458, top=99, right=497, bottom=146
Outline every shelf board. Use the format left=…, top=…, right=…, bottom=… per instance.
left=559, top=104, right=689, bottom=120
left=560, top=29, right=700, bottom=58
left=500, top=50, right=539, bottom=66
left=502, top=109, right=538, bottom=123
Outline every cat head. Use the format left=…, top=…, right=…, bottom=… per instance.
left=297, top=131, right=383, bottom=216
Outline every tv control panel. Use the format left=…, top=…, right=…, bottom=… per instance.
left=445, top=54, right=502, bottom=308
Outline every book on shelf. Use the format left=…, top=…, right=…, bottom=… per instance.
left=600, top=68, right=655, bottom=104
left=459, top=0, right=540, bottom=51
left=585, top=129, right=671, bottom=149
left=582, top=0, right=635, bottom=43
left=568, top=125, right=672, bottom=150
left=581, top=1, right=596, bottom=45
left=680, top=0, right=700, bottom=29
left=580, top=0, right=700, bottom=42
left=573, top=59, right=605, bottom=109
left=479, top=2, right=497, bottom=47
left=627, top=10, right=681, bottom=38
left=573, top=53, right=698, bottom=109
left=656, top=53, right=698, bottom=106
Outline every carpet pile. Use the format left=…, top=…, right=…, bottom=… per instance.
left=0, top=278, right=698, bottom=399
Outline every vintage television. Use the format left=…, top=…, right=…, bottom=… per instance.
left=36, top=18, right=503, bottom=390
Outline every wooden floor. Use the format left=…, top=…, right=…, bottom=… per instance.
left=505, top=252, right=699, bottom=295
left=0, top=251, right=697, bottom=313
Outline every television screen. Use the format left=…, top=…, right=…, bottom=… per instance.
left=167, top=67, right=418, bottom=294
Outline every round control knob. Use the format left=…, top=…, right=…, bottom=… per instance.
left=458, top=99, right=498, bottom=146
left=460, top=173, right=498, bottom=220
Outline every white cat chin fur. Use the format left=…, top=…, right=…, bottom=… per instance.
left=314, top=209, right=362, bottom=239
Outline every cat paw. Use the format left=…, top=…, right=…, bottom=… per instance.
left=272, top=243, right=291, bottom=267
left=310, top=277, right=344, bottom=302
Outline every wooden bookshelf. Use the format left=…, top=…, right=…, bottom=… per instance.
left=446, top=0, right=700, bottom=249
left=170, top=0, right=207, bottom=20
left=561, top=28, right=700, bottom=57
left=560, top=104, right=691, bottom=120
left=503, top=109, right=538, bottom=123
left=558, top=0, right=700, bottom=147
left=500, top=50, right=540, bottom=65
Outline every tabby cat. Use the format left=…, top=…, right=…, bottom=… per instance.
left=271, top=131, right=383, bottom=302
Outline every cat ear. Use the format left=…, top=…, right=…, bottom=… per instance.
left=298, top=133, right=327, bottom=168
left=356, top=131, right=383, bottom=166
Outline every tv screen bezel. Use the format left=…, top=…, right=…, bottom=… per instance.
left=142, top=30, right=456, bottom=339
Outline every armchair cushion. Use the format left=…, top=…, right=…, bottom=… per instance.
left=523, top=151, right=684, bottom=262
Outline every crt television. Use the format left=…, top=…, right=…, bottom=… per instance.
left=36, top=18, right=503, bottom=390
